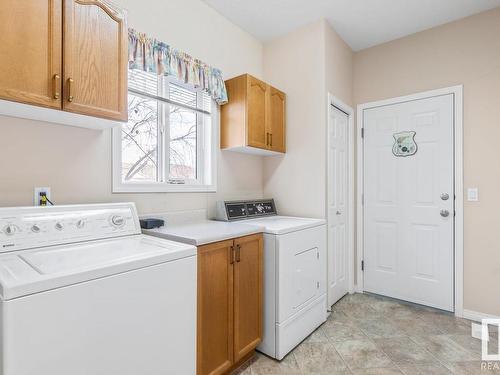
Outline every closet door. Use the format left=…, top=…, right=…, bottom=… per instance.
left=63, top=0, right=127, bottom=121
left=0, top=0, right=62, bottom=108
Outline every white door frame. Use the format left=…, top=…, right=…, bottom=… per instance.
left=327, top=93, right=356, bottom=299
left=356, top=85, right=464, bottom=317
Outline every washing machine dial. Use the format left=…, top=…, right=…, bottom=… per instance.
left=3, top=224, right=17, bottom=236
left=111, top=215, right=125, bottom=227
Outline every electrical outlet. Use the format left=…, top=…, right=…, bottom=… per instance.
left=34, top=187, right=51, bottom=206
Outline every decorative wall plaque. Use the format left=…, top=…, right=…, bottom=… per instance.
left=392, top=131, right=417, bottom=157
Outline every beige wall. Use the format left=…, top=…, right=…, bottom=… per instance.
left=353, top=8, right=500, bottom=316
left=263, top=20, right=353, bottom=218
left=1, top=0, right=496, bottom=316
left=325, top=23, right=353, bottom=108
left=0, top=0, right=265, bottom=217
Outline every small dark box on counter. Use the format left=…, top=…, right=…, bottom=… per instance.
left=139, top=218, right=165, bottom=229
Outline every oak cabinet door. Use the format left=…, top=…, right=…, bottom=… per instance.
left=197, top=240, right=235, bottom=375
left=0, top=0, right=62, bottom=108
left=233, top=234, right=263, bottom=362
left=63, top=0, right=127, bottom=121
left=269, top=87, right=286, bottom=153
left=246, top=76, right=268, bottom=149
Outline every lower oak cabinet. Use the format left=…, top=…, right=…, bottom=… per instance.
left=197, top=234, right=263, bottom=375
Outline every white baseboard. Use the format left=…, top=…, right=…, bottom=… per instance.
left=463, top=309, right=500, bottom=322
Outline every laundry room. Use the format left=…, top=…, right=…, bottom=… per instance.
left=0, top=1, right=499, bottom=374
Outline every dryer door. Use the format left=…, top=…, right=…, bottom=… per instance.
left=277, top=225, right=326, bottom=323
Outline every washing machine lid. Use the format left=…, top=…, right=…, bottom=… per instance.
left=0, top=235, right=195, bottom=300
left=243, top=216, right=326, bottom=235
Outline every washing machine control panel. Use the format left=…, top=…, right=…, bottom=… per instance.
left=0, top=203, right=141, bottom=253
left=217, top=199, right=276, bottom=221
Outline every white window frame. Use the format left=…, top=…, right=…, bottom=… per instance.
left=112, top=75, right=219, bottom=193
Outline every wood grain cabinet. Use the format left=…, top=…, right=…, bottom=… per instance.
left=221, top=74, right=286, bottom=155
left=246, top=75, right=269, bottom=150
left=63, top=0, right=127, bottom=121
left=197, top=234, right=263, bottom=375
left=0, top=0, right=127, bottom=122
left=268, top=87, right=286, bottom=153
left=0, top=0, right=63, bottom=109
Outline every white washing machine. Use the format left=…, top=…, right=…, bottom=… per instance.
left=0, top=203, right=197, bottom=375
left=216, top=200, right=327, bottom=360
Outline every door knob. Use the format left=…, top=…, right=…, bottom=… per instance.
left=440, top=209, right=450, bottom=218
left=440, top=193, right=450, bottom=201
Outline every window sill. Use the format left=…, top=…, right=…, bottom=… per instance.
left=112, top=183, right=217, bottom=193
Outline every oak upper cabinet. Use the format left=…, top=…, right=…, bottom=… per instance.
left=221, top=74, right=286, bottom=155
left=63, top=0, right=128, bottom=121
left=197, top=234, right=263, bottom=375
left=0, top=0, right=62, bottom=109
left=0, top=0, right=127, bottom=127
left=268, top=87, right=286, bottom=153
left=247, top=76, right=268, bottom=149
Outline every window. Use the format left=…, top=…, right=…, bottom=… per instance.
left=113, top=69, right=218, bottom=192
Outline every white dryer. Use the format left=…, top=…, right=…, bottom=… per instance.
left=0, top=203, right=197, bottom=375
left=216, top=200, right=327, bottom=360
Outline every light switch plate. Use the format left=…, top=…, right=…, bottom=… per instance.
left=467, top=188, right=479, bottom=202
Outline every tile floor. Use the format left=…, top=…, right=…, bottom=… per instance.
left=234, top=293, right=499, bottom=375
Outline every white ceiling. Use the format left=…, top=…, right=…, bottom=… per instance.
left=202, top=0, right=500, bottom=51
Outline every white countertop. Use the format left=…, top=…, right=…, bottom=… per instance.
left=142, top=220, right=264, bottom=246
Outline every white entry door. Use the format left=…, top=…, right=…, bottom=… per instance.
left=363, top=94, right=454, bottom=311
left=328, top=105, right=349, bottom=307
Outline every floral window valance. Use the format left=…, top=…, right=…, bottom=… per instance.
left=128, top=28, right=228, bottom=105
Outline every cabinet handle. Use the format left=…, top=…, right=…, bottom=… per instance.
left=52, top=74, right=61, bottom=99
left=236, top=244, right=241, bottom=262
left=67, top=78, right=74, bottom=102
left=230, top=246, right=235, bottom=264
left=270, top=133, right=273, bottom=147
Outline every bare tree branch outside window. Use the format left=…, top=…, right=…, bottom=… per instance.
left=122, top=95, right=158, bottom=181
left=121, top=69, right=211, bottom=185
